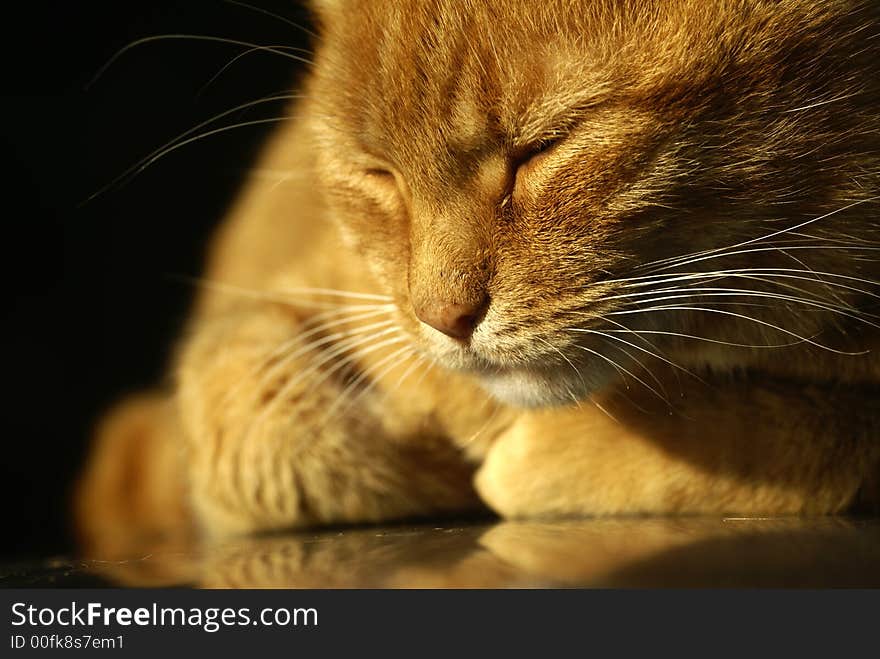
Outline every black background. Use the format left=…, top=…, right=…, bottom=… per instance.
left=2, top=1, right=313, bottom=559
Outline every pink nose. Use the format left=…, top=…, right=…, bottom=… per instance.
left=415, top=297, right=488, bottom=340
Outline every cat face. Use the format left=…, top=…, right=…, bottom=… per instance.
left=309, top=0, right=879, bottom=406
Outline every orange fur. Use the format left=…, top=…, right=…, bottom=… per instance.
left=77, top=0, right=880, bottom=554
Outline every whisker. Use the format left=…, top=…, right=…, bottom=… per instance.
left=221, top=0, right=319, bottom=39
left=321, top=345, right=416, bottom=421
left=279, top=287, right=393, bottom=302
left=259, top=319, right=398, bottom=381
left=83, top=93, right=301, bottom=203
left=411, top=356, right=439, bottom=391
left=251, top=329, right=405, bottom=430
left=638, top=196, right=880, bottom=273
left=775, top=245, right=850, bottom=308
left=248, top=168, right=309, bottom=180
left=300, top=304, right=395, bottom=330
left=460, top=403, right=505, bottom=447
left=589, top=397, right=621, bottom=424
left=717, top=274, right=866, bottom=308
left=534, top=336, right=586, bottom=390
left=221, top=310, right=396, bottom=405
left=591, top=335, right=671, bottom=401
left=603, top=288, right=879, bottom=327
left=782, top=89, right=866, bottom=113
left=573, top=344, right=670, bottom=405
left=571, top=328, right=703, bottom=383
left=168, top=274, right=393, bottom=305
left=648, top=244, right=880, bottom=273
left=86, top=34, right=313, bottom=90
left=277, top=335, right=411, bottom=459
left=595, top=328, right=811, bottom=349
left=197, top=44, right=313, bottom=97
left=607, top=305, right=869, bottom=355
left=105, top=116, right=294, bottom=186
left=594, top=314, right=674, bottom=356
left=388, top=351, right=430, bottom=393
left=601, top=268, right=880, bottom=296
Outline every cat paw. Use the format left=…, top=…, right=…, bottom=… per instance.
left=474, top=426, right=561, bottom=519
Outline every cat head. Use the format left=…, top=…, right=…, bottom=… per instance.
left=306, top=0, right=879, bottom=406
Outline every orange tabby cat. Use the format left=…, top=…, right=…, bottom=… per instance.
left=76, top=0, right=880, bottom=553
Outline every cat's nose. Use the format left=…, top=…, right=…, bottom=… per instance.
left=414, top=296, right=488, bottom=341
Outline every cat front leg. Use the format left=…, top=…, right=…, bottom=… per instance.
left=74, top=391, right=193, bottom=560
left=475, top=378, right=880, bottom=517
left=177, top=303, right=480, bottom=537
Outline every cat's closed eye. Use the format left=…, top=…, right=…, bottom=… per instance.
left=521, top=136, right=563, bottom=165
left=364, top=167, right=396, bottom=181
left=360, top=165, right=407, bottom=209
left=512, top=135, right=565, bottom=196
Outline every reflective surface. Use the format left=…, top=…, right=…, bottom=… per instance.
left=3, top=517, right=880, bottom=588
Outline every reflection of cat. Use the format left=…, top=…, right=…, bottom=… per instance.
left=79, top=520, right=880, bottom=588
left=77, top=1, right=880, bottom=550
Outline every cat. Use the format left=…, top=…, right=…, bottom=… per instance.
left=76, top=0, right=880, bottom=555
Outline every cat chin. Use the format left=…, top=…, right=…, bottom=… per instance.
left=477, top=366, right=608, bottom=409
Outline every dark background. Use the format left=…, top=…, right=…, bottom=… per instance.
left=2, top=1, right=313, bottom=560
